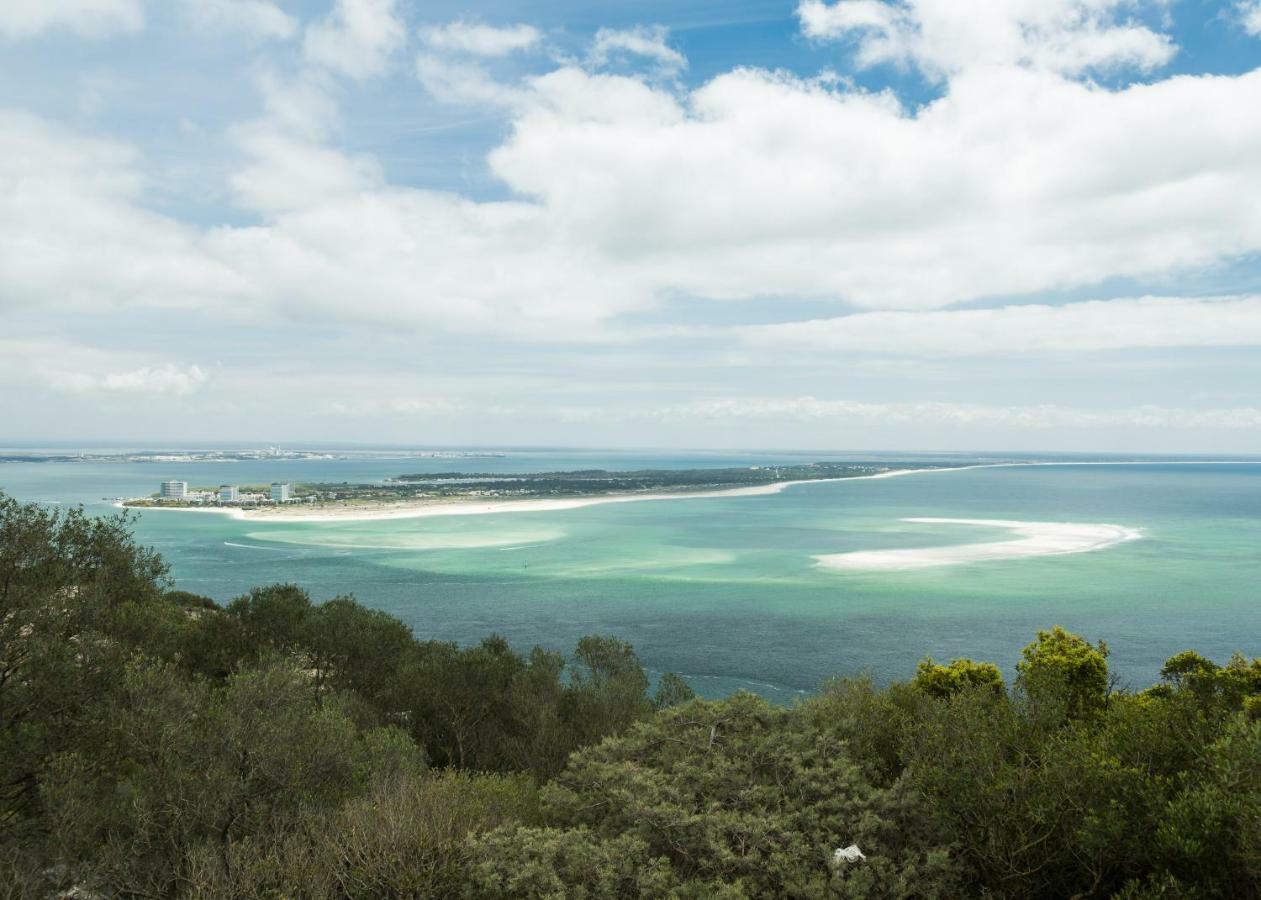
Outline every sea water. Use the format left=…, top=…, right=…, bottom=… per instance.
left=2, top=450, right=1258, bottom=701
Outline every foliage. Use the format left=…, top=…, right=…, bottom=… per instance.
left=0, top=495, right=174, bottom=838
left=468, top=826, right=678, bottom=898
left=517, top=692, right=961, bottom=897
left=184, top=770, right=539, bottom=899
left=1017, top=625, right=1111, bottom=722
left=913, top=656, right=1005, bottom=698
left=1, top=492, right=1259, bottom=899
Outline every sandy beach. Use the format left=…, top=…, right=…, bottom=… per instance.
left=119, top=460, right=1223, bottom=525
left=121, top=465, right=982, bottom=523
left=814, top=517, right=1143, bottom=571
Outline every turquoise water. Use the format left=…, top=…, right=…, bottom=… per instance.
left=2, top=452, right=1258, bottom=701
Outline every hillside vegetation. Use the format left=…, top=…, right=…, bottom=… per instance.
left=0, top=492, right=1257, bottom=898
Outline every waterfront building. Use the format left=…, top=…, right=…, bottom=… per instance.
left=219, top=485, right=239, bottom=503
left=270, top=482, right=293, bottom=502
left=160, top=480, right=188, bottom=499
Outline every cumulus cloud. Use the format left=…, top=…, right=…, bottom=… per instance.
left=48, top=364, right=209, bottom=396
left=304, top=0, right=404, bottom=79
left=796, top=0, right=1176, bottom=78
left=184, top=0, right=297, bottom=40
left=0, top=0, right=143, bottom=39
left=0, top=110, right=246, bottom=314
left=420, top=21, right=540, bottom=57
left=743, top=296, right=1261, bottom=356
left=486, top=64, right=1261, bottom=309
left=204, top=73, right=651, bottom=333
left=0, top=339, right=209, bottom=397
left=588, top=26, right=686, bottom=74
left=7, top=3, right=1261, bottom=343
left=1240, top=1, right=1261, bottom=36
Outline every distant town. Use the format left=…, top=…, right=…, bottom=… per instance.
left=124, top=480, right=315, bottom=508
left=0, top=446, right=507, bottom=465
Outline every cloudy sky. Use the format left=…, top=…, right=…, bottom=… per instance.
left=3, top=0, right=1261, bottom=452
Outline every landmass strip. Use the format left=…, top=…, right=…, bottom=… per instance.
left=119, top=462, right=948, bottom=521
left=814, top=518, right=1143, bottom=571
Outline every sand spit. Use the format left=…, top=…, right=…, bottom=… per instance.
left=815, top=517, right=1143, bottom=572
left=121, top=465, right=977, bottom=524
left=121, top=458, right=1239, bottom=525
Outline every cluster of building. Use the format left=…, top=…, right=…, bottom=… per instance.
left=159, top=480, right=298, bottom=506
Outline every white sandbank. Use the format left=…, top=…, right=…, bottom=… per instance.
left=814, top=517, right=1143, bottom=572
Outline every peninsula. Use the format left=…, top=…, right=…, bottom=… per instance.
left=121, top=461, right=943, bottom=521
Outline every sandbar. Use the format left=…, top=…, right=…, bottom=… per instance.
left=814, top=517, right=1142, bottom=571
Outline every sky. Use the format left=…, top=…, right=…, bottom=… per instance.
left=2, top=0, right=1261, bottom=453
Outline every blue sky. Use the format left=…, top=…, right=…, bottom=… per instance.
left=2, top=0, right=1261, bottom=452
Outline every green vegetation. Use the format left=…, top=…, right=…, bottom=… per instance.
left=389, top=462, right=919, bottom=498
left=2, top=491, right=1259, bottom=898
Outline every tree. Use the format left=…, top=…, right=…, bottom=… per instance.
left=40, top=658, right=424, bottom=897
left=528, top=692, right=959, bottom=897
left=564, top=635, right=653, bottom=745
left=304, top=595, right=414, bottom=708
left=1016, top=626, right=1110, bottom=722
left=1158, top=715, right=1261, bottom=895
left=0, top=494, right=175, bottom=838
left=913, top=657, right=1004, bottom=699
left=225, top=583, right=312, bottom=658
left=653, top=671, right=696, bottom=710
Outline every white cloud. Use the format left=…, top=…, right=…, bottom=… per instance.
left=0, top=339, right=209, bottom=396
left=0, top=110, right=246, bottom=314
left=415, top=54, right=527, bottom=107
left=743, top=296, right=1261, bottom=356
left=589, top=25, right=686, bottom=74
left=1240, top=1, right=1261, bottom=36
left=415, top=21, right=540, bottom=107
left=645, top=397, right=1261, bottom=430
left=304, top=0, right=404, bottom=79
left=796, top=0, right=1176, bottom=78
left=485, top=64, right=1261, bottom=310
left=184, top=0, right=297, bottom=40
left=7, top=4, right=1261, bottom=344
left=48, top=364, right=209, bottom=396
left=421, top=21, right=540, bottom=57
left=0, top=0, right=143, bottom=39
left=209, top=75, right=646, bottom=332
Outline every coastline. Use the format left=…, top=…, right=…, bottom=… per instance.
left=814, top=517, right=1143, bottom=571
left=114, top=458, right=1253, bottom=524
left=117, top=464, right=985, bottom=523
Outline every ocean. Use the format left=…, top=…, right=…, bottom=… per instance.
left=2, top=449, right=1258, bottom=701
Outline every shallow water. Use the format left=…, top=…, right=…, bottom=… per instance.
left=3, top=451, right=1258, bottom=701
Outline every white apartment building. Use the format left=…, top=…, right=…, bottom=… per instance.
left=219, top=485, right=239, bottom=503
left=160, top=480, right=188, bottom=499
left=270, top=482, right=293, bottom=502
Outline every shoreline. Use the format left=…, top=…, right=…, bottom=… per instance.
left=814, top=517, right=1143, bottom=572
left=113, top=458, right=1258, bottom=524
left=116, top=465, right=981, bottom=523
